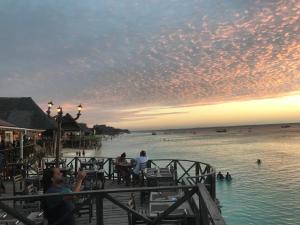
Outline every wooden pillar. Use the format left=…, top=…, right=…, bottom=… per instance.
left=196, top=162, right=200, bottom=183
left=174, top=160, right=178, bottom=184
left=53, top=131, right=57, bottom=156
left=75, top=157, right=78, bottom=176
left=79, top=131, right=82, bottom=149
left=20, top=130, right=24, bottom=160
left=108, top=158, right=112, bottom=180
left=55, top=116, right=62, bottom=166
left=96, top=195, right=104, bottom=225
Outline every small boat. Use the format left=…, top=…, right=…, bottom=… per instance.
left=216, top=128, right=227, bottom=133
left=281, top=125, right=291, bottom=128
left=152, top=132, right=157, bottom=135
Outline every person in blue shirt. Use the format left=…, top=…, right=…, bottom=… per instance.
left=42, top=167, right=86, bottom=225
left=132, top=150, right=148, bottom=185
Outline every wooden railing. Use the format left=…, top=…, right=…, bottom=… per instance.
left=0, top=156, right=226, bottom=225
left=0, top=184, right=226, bottom=225
left=43, top=157, right=216, bottom=191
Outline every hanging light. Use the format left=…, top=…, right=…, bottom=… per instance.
left=48, top=101, right=53, bottom=108
left=77, top=104, right=83, bottom=112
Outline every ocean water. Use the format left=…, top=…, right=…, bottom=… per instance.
left=63, top=124, right=300, bottom=225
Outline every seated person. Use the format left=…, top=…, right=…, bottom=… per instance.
left=217, top=171, right=224, bottom=180
left=42, top=167, right=86, bottom=225
left=225, top=172, right=232, bottom=181
left=132, top=150, right=148, bottom=184
left=115, top=152, right=131, bottom=185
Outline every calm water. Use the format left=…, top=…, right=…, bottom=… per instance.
left=63, top=124, right=300, bottom=225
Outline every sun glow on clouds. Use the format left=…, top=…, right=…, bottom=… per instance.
left=1, top=0, right=300, bottom=129
left=112, top=92, right=300, bottom=130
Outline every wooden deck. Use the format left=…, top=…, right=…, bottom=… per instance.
left=0, top=157, right=226, bottom=225
left=77, top=181, right=142, bottom=225
left=0, top=179, right=142, bottom=225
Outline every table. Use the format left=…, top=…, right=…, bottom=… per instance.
left=146, top=168, right=174, bottom=186
left=80, top=162, right=95, bottom=170
left=60, top=167, right=72, bottom=177
left=149, top=190, right=195, bottom=223
left=115, top=162, right=132, bottom=184
left=150, top=191, right=182, bottom=202
left=82, top=169, right=105, bottom=189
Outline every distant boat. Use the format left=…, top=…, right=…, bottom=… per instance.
left=281, top=125, right=291, bottom=128
left=152, top=132, right=157, bottom=135
left=216, top=128, right=227, bottom=133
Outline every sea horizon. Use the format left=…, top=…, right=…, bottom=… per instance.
left=134, top=121, right=300, bottom=133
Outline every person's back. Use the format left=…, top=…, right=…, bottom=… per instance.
left=116, top=152, right=127, bottom=165
left=225, top=172, right=232, bottom=181
left=133, top=150, right=148, bottom=175
left=217, top=171, right=224, bottom=180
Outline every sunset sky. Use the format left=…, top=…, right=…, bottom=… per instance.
left=0, top=0, right=300, bottom=130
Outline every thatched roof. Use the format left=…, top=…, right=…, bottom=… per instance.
left=0, top=118, right=17, bottom=129
left=61, top=113, right=80, bottom=132
left=78, top=123, right=92, bottom=134
left=0, top=97, right=57, bottom=130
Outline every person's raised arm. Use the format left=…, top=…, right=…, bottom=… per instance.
left=73, top=171, right=86, bottom=192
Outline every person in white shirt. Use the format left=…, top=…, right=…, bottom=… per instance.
left=132, top=150, right=148, bottom=184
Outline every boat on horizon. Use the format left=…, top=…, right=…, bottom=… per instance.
left=216, top=128, right=227, bottom=133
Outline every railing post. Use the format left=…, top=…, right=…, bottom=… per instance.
left=211, top=172, right=216, bottom=200
left=195, top=162, right=200, bottom=183
left=147, top=159, right=152, bottom=168
left=96, top=195, right=104, bottom=225
left=108, top=158, right=112, bottom=180
left=174, top=160, right=178, bottom=184
left=199, top=193, right=209, bottom=225
left=75, top=157, right=78, bottom=176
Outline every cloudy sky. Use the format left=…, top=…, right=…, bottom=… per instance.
left=1, top=0, right=300, bottom=130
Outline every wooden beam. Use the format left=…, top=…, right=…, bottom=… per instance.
left=0, top=201, right=36, bottom=225
left=104, top=193, right=152, bottom=223
left=197, top=183, right=227, bottom=225
left=96, top=195, right=104, bottom=225
left=149, top=187, right=197, bottom=225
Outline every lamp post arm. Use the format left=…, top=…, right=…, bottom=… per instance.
left=74, top=112, right=81, bottom=121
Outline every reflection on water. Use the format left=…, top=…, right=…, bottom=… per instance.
left=63, top=124, right=300, bottom=225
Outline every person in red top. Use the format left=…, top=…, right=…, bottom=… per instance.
left=115, top=152, right=131, bottom=185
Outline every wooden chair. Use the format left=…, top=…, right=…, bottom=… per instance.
left=26, top=167, right=43, bottom=191
left=12, top=174, right=26, bottom=207
left=111, top=160, right=121, bottom=183
left=75, top=198, right=93, bottom=223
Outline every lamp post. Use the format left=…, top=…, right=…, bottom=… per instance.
left=47, top=101, right=82, bottom=166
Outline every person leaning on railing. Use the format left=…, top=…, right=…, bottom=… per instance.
left=132, top=150, right=148, bottom=185
left=42, top=167, right=86, bottom=225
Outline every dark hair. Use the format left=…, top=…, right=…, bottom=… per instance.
left=140, top=150, right=146, bottom=157
left=121, top=152, right=126, bottom=158
left=42, top=168, right=55, bottom=193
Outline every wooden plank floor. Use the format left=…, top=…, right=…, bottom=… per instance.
left=76, top=181, right=143, bottom=225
